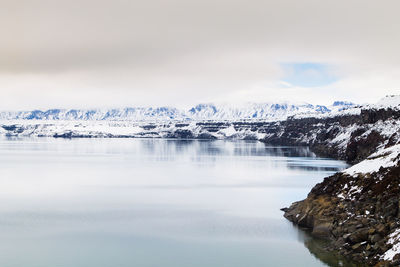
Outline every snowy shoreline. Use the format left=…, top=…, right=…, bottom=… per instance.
left=1, top=95, right=400, bottom=265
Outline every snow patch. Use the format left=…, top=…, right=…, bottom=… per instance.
left=382, top=228, right=400, bottom=261
left=343, top=144, right=400, bottom=176
left=218, top=125, right=237, bottom=137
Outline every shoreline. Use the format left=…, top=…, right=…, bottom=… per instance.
left=1, top=103, right=400, bottom=265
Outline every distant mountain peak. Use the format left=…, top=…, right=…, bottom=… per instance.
left=332, top=101, right=355, bottom=106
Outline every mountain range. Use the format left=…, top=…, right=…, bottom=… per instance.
left=0, top=101, right=355, bottom=122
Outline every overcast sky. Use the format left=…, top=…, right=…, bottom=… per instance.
left=1, top=0, right=399, bottom=110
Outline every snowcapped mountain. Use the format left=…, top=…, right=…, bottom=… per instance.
left=0, top=107, right=185, bottom=121
left=0, top=101, right=355, bottom=122
left=187, top=102, right=333, bottom=120
left=0, top=95, right=399, bottom=140
left=330, top=101, right=356, bottom=112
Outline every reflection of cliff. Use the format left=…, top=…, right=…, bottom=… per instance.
left=138, top=139, right=318, bottom=159
left=303, top=234, right=363, bottom=267
left=262, top=146, right=315, bottom=158
left=291, top=224, right=360, bottom=267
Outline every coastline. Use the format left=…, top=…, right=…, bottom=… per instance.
left=268, top=109, right=400, bottom=265
left=1, top=101, right=400, bottom=265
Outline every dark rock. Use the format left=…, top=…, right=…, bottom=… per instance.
left=348, top=228, right=369, bottom=244
left=283, top=163, right=400, bottom=266
left=351, top=242, right=365, bottom=252
left=370, top=234, right=383, bottom=244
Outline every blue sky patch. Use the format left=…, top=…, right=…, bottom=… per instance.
left=281, top=62, right=338, bottom=87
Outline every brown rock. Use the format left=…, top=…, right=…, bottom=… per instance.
left=312, top=222, right=332, bottom=237
left=351, top=242, right=364, bottom=252
left=376, top=224, right=388, bottom=235
left=349, top=228, right=369, bottom=244
left=370, top=234, right=383, bottom=243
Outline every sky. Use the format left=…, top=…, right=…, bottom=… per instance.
left=1, top=0, right=399, bottom=110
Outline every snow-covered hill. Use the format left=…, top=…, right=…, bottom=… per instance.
left=187, top=102, right=334, bottom=121
left=292, top=95, right=400, bottom=120
left=0, top=107, right=185, bottom=122
left=0, top=96, right=398, bottom=141
left=0, top=101, right=354, bottom=122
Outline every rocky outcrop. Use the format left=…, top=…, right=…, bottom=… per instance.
left=262, top=107, right=400, bottom=164
left=273, top=103, right=400, bottom=266
left=282, top=143, right=400, bottom=266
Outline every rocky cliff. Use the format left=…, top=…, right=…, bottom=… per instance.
left=274, top=105, right=400, bottom=265
left=262, top=107, right=400, bottom=164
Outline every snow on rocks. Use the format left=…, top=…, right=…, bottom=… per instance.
left=382, top=228, right=400, bottom=261
left=0, top=120, right=269, bottom=140
left=343, top=144, right=400, bottom=176
left=292, top=95, right=400, bottom=120
left=281, top=96, right=400, bottom=266
left=217, top=125, right=237, bottom=137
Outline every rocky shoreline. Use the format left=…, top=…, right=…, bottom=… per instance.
left=283, top=163, right=400, bottom=266
left=273, top=107, right=400, bottom=266
left=2, top=96, right=400, bottom=265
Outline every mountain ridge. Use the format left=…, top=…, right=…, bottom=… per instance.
left=0, top=101, right=355, bottom=122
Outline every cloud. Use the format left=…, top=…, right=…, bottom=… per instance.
left=0, top=0, right=399, bottom=109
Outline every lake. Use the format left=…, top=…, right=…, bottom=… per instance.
left=0, top=138, right=352, bottom=267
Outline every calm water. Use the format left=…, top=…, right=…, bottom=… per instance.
left=0, top=138, right=350, bottom=267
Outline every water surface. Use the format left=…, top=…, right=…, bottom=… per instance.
left=0, top=138, right=349, bottom=266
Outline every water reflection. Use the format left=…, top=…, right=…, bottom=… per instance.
left=288, top=225, right=361, bottom=267
left=304, top=234, right=366, bottom=267
left=0, top=138, right=350, bottom=267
